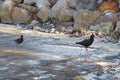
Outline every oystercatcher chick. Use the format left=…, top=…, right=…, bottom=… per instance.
left=14, top=35, right=24, bottom=44
left=76, top=34, right=96, bottom=52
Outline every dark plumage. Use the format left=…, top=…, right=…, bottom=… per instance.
left=76, top=34, right=95, bottom=51
left=14, top=35, right=24, bottom=44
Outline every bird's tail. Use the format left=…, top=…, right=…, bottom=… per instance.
left=75, top=42, right=80, bottom=44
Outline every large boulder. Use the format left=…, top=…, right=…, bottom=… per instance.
left=76, top=0, right=97, bottom=10
left=37, top=6, right=51, bottom=22
left=12, top=7, right=33, bottom=23
left=73, top=10, right=100, bottom=30
left=58, top=7, right=74, bottom=22
left=51, top=0, right=67, bottom=18
left=90, top=14, right=118, bottom=34
left=51, top=0, right=97, bottom=22
left=35, top=0, right=51, bottom=9
left=0, top=0, right=15, bottom=23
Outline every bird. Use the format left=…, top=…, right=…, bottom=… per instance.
left=14, top=35, right=24, bottom=44
left=75, top=34, right=96, bottom=52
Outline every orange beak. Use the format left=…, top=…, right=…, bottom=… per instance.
left=94, top=35, right=98, bottom=39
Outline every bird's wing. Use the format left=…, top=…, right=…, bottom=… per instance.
left=76, top=39, right=89, bottom=44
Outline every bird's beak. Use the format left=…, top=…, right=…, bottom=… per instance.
left=94, top=35, right=98, bottom=39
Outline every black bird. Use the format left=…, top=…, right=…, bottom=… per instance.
left=76, top=34, right=96, bottom=52
left=14, top=35, right=24, bottom=44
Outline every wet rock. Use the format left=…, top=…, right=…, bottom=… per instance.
left=104, top=54, right=120, bottom=61
left=12, top=7, right=33, bottom=23
left=73, top=10, right=100, bottom=30
left=95, top=71, right=104, bottom=76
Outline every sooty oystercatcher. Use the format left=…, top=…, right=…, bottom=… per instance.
left=14, top=35, right=24, bottom=44
left=76, top=34, right=96, bottom=52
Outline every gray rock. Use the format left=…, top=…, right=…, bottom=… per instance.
left=73, top=10, right=100, bottom=30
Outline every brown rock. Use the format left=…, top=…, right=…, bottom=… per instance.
left=18, top=4, right=39, bottom=14
left=12, top=7, right=33, bottom=23
left=98, top=1, right=119, bottom=12
left=0, top=0, right=15, bottom=23
left=73, top=10, right=100, bottom=30
left=37, top=6, right=51, bottom=22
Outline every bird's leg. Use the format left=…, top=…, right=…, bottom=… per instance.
left=85, top=47, right=88, bottom=53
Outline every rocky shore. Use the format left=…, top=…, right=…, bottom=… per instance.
left=0, top=24, right=120, bottom=80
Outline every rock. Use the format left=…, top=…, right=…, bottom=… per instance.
left=35, top=0, right=51, bottom=9
left=37, top=6, right=51, bottom=22
left=12, top=7, right=33, bottom=23
left=98, top=1, right=119, bottom=12
left=115, top=21, right=120, bottom=30
left=74, top=76, right=86, bottom=80
left=18, top=4, right=39, bottom=14
left=91, top=22, right=113, bottom=34
left=51, top=0, right=67, bottom=18
left=48, top=0, right=57, bottom=7
left=67, top=0, right=76, bottom=9
left=73, top=10, right=100, bottom=30
left=90, top=14, right=118, bottom=34
left=0, top=0, right=15, bottom=23
left=33, top=26, right=41, bottom=31
left=13, top=0, right=23, bottom=3
left=58, top=7, right=74, bottom=22
left=23, top=0, right=35, bottom=5
left=76, top=0, right=97, bottom=10
left=51, top=0, right=97, bottom=20
left=50, top=28, right=56, bottom=33
left=30, top=20, right=39, bottom=25
left=110, top=30, right=120, bottom=42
